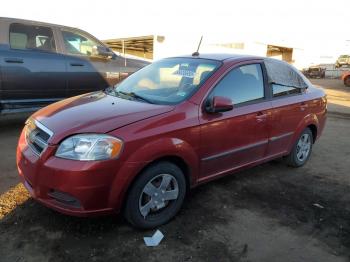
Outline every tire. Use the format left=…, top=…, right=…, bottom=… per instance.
left=285, top=128, right=313, bottom=167
left=344, top=76, right=350, bottom=87
left=124, top=161, right=186, bottom=229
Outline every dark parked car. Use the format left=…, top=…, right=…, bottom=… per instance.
left=17, top=54, right=327, bottom=228
left=302, top=66, right=326, bottom=79
left=0, top=17, right=149, bottom=114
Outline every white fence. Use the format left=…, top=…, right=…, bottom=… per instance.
left=325, top=70, right=345, bottom=79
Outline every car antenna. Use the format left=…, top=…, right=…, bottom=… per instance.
left=192, top=36, right=203, bottom=57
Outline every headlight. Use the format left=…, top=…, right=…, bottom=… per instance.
left=24, top=118, right=36, bottom=141
left=55, top=134, right=123, bottom=161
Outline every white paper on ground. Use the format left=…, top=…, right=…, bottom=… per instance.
left=143, top=230, right=164, bottom=246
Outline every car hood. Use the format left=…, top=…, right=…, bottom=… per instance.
left=32, top=92, right=175, bottom=144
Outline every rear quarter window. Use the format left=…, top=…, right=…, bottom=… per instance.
left=272, top=84, right=302, bottom=97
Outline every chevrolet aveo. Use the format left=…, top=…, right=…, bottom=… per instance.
left=17, top=54, right=327, bottom=228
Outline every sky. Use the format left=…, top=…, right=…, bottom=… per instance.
left=1, top=0, right=349, bottom=63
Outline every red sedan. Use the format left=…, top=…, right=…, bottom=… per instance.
left=17, top=54, right=327, bottom=228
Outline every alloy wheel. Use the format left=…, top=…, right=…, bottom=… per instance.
left=296, top=133, right=311, bottom=162
left=138, top=174, right=179, bottom=218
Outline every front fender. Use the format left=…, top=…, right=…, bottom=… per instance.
left=108, top=137, right=199, bottom=211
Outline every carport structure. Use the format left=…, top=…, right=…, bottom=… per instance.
left=266, top=44, right=294, bottom=63
left=103, top=35, right=305, bottom=67
left=103, top=35, right=159, bottom=60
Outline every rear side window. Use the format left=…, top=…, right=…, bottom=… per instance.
left=9, top=23, right=56, bottom=52
left=264, top=58, right=307, bottom=98
left=210, top=64, right=265, bottom=105
left=264, top=58, right=307, bottom=88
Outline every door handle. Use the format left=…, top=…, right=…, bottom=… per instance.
left=70, top=63, right=84, bottom=67
left=300, top=102, right=308, bottom=111
left=256, top=112, right=267, bottom=122
left=4, top=58, right=23, bottom=63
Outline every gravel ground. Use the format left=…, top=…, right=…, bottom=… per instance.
left=0, top=79, right=349, bottom=262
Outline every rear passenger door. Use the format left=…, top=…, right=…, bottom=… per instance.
left=60, top=29, right=109, bottom=97
left=267, top=79, right=306, bottom=157
left=1, top=23, right=66, bottom=103
left=262, top=59, right=310, bottom=157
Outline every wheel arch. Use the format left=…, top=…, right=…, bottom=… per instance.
left=288, top=113, right=319, bottom=152
left=307, top=123, right=317, bottom=143
left=108, top=137, right=199, bottom=212
left=121, top=155, right=191, bottom=208
left=131, top=155, right=191, bottom=190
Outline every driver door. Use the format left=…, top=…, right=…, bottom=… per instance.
left=199, top=62, right=271, bottom=180
left=60, top=29, right=109, bottom=97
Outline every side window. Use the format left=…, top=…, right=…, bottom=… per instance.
left=9, top=23, right=56, bottom=52
left=210, top=64, right=264, bottom=105
left=62, top=30, right=102, bottom=57
left=264, top=58, right=308, bottom=90
left=272, top=84, right=302, bottom=97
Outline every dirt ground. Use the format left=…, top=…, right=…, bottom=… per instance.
left=0, top=79, right=350, bottom=262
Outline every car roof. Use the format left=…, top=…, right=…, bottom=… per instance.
left=173, top=53, right=263, bottom=62
left=0, top=17, right=77, bottom=31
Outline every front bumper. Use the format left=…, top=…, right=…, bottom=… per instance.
left=16, top=129, right=121, bottom=217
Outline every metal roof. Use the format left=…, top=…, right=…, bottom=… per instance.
left=103, top=35, right=154, bottom=55
left=173, top=53, right=263, bottom=61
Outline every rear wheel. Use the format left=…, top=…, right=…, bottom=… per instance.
left=285, top=128, right=313, bottom=167
left=344, top=76, right=350, bottom=87
left=124, top=161, right=186, bottom=229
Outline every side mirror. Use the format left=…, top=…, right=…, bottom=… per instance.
left=206, top=96, right=233, bottom=113
left=93, top=46, right=115, bottom=58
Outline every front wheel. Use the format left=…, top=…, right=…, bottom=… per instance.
left=124, top=161, right=186, bottom=229
left=285, top=128, right=313, bottom=167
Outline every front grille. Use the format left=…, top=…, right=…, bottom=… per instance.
left=26, top=119, right=53, bottom=155
left=36, top=128, right=51, bottom=141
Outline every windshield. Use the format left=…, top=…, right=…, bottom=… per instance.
left=112, top=58, right=221, bottom=105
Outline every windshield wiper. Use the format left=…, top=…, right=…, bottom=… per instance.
left=103, top=87, right=114, bottom=94
left=117, top=91, right=154, bottom=104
